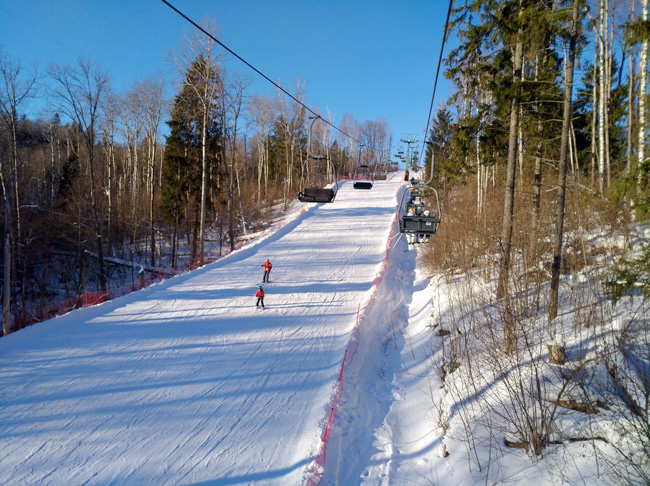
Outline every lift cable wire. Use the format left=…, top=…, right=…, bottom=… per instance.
left=418, top=0, right=454, bottom=175
left=161, top=0, right=364, bottom=148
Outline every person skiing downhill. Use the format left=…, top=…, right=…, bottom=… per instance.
left=261, top=258, right=272, bottom=283
left=255, top=285, right=265, bottom=309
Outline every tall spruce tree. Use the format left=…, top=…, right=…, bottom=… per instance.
left=447, top=0, right=566, bottom=348
left=162, top=63, right=222, bottom=262
left=425, top=107, right=456, bottom=196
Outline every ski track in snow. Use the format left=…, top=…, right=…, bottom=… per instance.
left=0, top=176, right=405, bottom=486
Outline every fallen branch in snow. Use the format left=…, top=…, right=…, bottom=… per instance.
left=546, top=398, right=602, bottom=414
left=504, top=436, right=609, bottom=450
left=84, top=250, right=159, bottom=273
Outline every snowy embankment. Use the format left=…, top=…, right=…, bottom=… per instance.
left=331, top=221, right=649, bottom=484
left=0, top=175, right=403, bottom=485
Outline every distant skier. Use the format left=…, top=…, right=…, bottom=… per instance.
left=255, top=285, right=265, bottom=309
left=261, top=258, right=273, bottom=283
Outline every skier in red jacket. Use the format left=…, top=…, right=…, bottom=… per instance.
left=261, top=258, right=273, bottom=283
left=255, top=285, right=265, bottom=309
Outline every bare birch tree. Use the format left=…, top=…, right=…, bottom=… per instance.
left=0, top=48, right=38, bottom=335
left=134, top=74, right=166, bottom=266
left=277, top=78, right=306, bottom=198
left=216, top=70, right=249, bottom=252
left=638, top=0, right=648, bottom=193
left=247, top=94, right=275, bottom=204
left=597, top=0, right=608, bottom=195
left=49, top=57, right=110, bottom=291
left=99, top=88, right=117, bottom=256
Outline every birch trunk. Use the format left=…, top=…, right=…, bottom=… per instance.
left=0, top=52, right=37, bottom=333
left=549, top=0, right=579, bottom=321
left=1, top=157, right=11, bottom=335
left=627, top=51, right=635, bottom=176
left=199, top=104, right=208, bottom=264
left=592, top=49, right=598, bottom=190
left=638, top=0, right=648, bottom=192
left=496, top=1, right=524, bottom=304
left=598, top=0, right=607, bottom=195
left=49, top=59, right=108, bottom=291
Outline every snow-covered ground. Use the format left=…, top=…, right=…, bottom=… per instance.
left=1, top=172, right=646, bottom=485
left=0, top=175, right=404, bottom=485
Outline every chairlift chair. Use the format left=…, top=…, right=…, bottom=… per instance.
left=297, top=116, right=338, bottom=203
left=298, top=156, right=338, bottom=203
left=399, top=184, right=441, bottom=237
left=353, top=164, right=374, bottom=190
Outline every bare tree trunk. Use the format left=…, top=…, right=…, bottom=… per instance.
left=571, top=121, right=580, bottom=180
left=638, top=0, right=648, bottom=193
left=477, top=133, right=483, bottom=218
left=549, top=0, right=579, bottom=321
left=1, top=157, right=11, bottom=335
left=264, top=136, right=269, bottom=192
left=49, top=59, right=109, bottom=291
left=222, top=140, right=235, bottom=252
left=605, top=2, right=612, bottom=188
left=591, top=48, right=598, bottom=190
left=625, top=0, right=637, bottom=179
left=132, top=115, right=140, bottom=217
left=496, top=1, right=524, bottom=304
left=0, top=52, right=37, bottom=333
left=136, top=75, right=164, bottom=268
left=100, top=94, right=117, bottom=256
left=257, top=137, right=264, bottom=204
left=533, top=55, right=543, bottom=227
left=597, top=0, right=607, bottom=195
left=149, top=139, right=156, bottom=267
left=627, top=51, right=635, bottom=176
left=199, top=107, right=208, bottom=264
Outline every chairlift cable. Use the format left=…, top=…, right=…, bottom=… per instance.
left=419, top=0, right=454, bottom=174
left=161, top=0, right=365, bottom=147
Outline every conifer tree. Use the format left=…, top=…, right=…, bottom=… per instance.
left=425, top=107, right=456, bottom=195
left=162, top=64, right=222, bottom=261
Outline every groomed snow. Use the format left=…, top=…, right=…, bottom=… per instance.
left=0, top=175, right=404, bottom=485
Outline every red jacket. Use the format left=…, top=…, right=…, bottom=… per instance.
left=256, top=289, right=264, bottom=298
left=262, top=261, right=272, bottom=271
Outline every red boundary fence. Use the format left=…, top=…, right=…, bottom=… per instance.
left=13, top=256, right=217, bottom=330
left=307, top=177, right=402, bottom=485
left=11, top=199, right=314, bottom=332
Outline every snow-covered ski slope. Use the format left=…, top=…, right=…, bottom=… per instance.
left=0, top=174, right=404, bottom=485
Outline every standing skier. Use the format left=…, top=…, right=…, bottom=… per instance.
left=261, top=258, right=273, bottom=283
left=255, top=285, right=265, bottom=309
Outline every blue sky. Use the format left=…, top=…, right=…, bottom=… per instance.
left=1, top=0, right=451, bottom=145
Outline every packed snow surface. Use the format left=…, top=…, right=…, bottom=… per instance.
left=3, top=171, right=634, bottom=485
left=0, top=176, right=405, bottom=485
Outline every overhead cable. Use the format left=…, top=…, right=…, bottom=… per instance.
left=161, top=0, right=363, bottom=146
left=419, top=0, right=454, bottom=172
